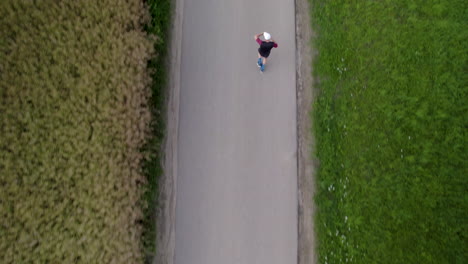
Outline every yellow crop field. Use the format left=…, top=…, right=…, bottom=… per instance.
left=0, top=1, right=156, bottom=263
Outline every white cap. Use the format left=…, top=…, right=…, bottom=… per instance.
left=263, top=32, right=271, bottom=40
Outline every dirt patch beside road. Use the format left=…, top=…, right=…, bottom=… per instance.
left=295, top=0, right=318, bottom=263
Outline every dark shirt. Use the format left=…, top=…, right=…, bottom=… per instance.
left=256, top=38, right=278, bottom=57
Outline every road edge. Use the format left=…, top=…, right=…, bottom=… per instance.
left=153, top=0, right=184, bottom=263
left=295, top=0, right=318, bottom=264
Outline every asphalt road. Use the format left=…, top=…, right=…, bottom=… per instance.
left=174, top=0, right=297, bottom=263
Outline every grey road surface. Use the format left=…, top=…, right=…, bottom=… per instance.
left=175, top=0, right=297, bottom=263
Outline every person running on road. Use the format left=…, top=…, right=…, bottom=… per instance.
left=254, top=32, right=278, bottom=72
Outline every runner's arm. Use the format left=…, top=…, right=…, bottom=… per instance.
left=254, top=33, right=263, bottom=45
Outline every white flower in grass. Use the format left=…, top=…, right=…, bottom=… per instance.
left=345, top=216, right=348, bottom=222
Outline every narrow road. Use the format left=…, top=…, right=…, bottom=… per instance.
left=175, top=0, right=297, bottom=263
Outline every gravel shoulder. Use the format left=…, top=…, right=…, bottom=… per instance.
left=295, top=0, right=318, bottom=263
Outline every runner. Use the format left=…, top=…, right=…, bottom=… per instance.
left=254, top=32, right=278, bottom=72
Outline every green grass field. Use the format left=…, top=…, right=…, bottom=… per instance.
left=0, top=1, right=166, bottom=262
left=310, top=0, right=467, bottom=263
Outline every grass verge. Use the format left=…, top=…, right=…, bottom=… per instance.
left=141, top=0, right=171, bottom=262
left=310, top=0, right=467, bottom=263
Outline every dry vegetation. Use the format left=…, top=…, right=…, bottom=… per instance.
left=0, top=1, right=156, bottom=262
